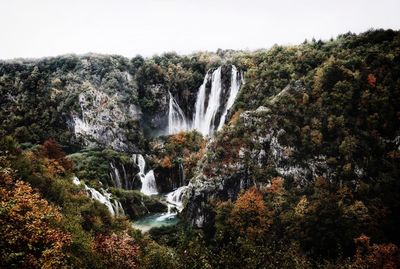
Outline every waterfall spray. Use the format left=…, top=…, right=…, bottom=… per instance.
left=217, top=65, right=242, bottom=130
left=168, top=91, right=188, bottom=134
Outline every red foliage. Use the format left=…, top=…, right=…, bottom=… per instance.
left=93, top=233, right=140, bottom=269
left=353, top=235, right=400, bottom=269
left=368, top=74, right=377, bottom=87
left=40, top=139, right=73, bottom=171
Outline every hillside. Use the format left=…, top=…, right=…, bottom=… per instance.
left=1, top=29, right=400, bottom=268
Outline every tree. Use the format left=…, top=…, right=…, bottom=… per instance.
left=352, top=235, right=400, bottom=268
left=0, top=169, right=70, bottom=268
left=40, top=138, right=73, bottom=171
left=93, top=233, right=140, bottom=269
left=229, top=187, right=272, bottom=241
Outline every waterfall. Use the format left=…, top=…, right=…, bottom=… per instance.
left=193, top=67, right=222, bottom=136
left=156, top=186, right=188, bottom=221
left=167, top=65, right=243, bottom=136
left=136, top=154, right=145, bottom=174
left=168, top=91, right=188, bottom=134
left=166, top=185, right=188, bottom=210
left=192, top=72, right=210, bottom=133
left=72, top=176, right=124, bottom=217
left=132, top=154, right=158, bottom=196
left=141, top=170, right=158, bottom=195
left=110, top=162, right=122, bottom=188
left=178, top=163, right=185, bottom=187
left=217, top=65, right=242, bottom=130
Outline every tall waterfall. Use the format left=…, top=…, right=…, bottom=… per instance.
left=192, top=72, right=210, bottom=133
left=132, top=154, right=158, bottom=196
left=168, top=91, right=188, bottom=134
left=167, top=65, right=243, bottom=136
left=193, top=67, right=222, bottom=136
left=72, top=176, right=124, bottom=217
left=217, top=65, right=242, bottom=130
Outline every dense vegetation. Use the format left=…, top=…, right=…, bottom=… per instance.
left=1, top=29, right=399, bottom=268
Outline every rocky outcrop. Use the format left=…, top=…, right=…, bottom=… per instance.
left=109, top=160, right=141, bottom=190
left=69, top=87, right=143, bottom=152
left=116, top=189, right=167, bottom=220
left=184, top=81, right=337, bottom=228
left=154, top=163, right=186, bottom=193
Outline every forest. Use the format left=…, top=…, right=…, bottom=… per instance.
left=0, top=29, right=400, bottom=268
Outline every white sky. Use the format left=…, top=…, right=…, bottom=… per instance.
left=1, top=0, right=399, bottom=59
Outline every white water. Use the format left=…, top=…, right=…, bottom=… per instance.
left=192, top=72, right=210, bottom=133
left=217, top=65, right=242, bottom=130
left=155, top=186, right=188, bottom=222
left=168, top=91, right=188, bottom=134
left=166, top=185, right=188, bottom=210
left=193, top=67, right=222, bottom=136
left=132, top=154, right=158, bottom=196
left=110, top=162, right=122, bottom=188
left=141, top=170, right=158, bottom=196
left=167, top=65, right=243, bottom=136
left=72, top=176, right=124, bottom=217
left=136, top=154, right=146, bottom=174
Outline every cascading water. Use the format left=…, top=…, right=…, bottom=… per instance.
left=192, top=72, right=210, bottom=133
left=166, top=185, right=188, bottom=210
left=217, top=65, right=242, bottom=130
left=132, top=154, right=158, bottom=195
left=72, top=176, right=124, bottom=217
left=167, top=65, right=243, bottom=136
left=155, top=186, right=188, bottom=221
left=193, top=67, right=222, bottom=136
left=134, top=66, right=244, bottom=231
left=168, top=91, right=188, bottom=134
left=110, top=162, right=122, bottom=188
left=141, top=170, right=158, bottom=196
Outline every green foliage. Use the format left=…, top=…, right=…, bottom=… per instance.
left=68, top=148, right=135, bottom=187
left=113, top=189, right=167, bottom=219
left=1, top=29, right=400, bottom=268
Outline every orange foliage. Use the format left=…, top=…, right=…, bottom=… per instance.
left=228, top=109, right=242, bottom=126
left=93, top=233, right=140, bottom=269
left=169, top=132, right=186, bottom=145
left=387, top=150, right=400, bottom=160
left=160, top=155, right=173, bottom=168
left=267, top=177, right=285, bottom=195
left=230, top=187, right=272, bottom=240
left=0, top=171, right=71, bottom=268
left=42, top=139, right=66, bottom=159
left=353, top=235, right=400, bottom=269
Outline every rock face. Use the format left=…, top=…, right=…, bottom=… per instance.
left=184, top=81, right=336, bottom=228
left=0, top=54, right=248, bottom=223
left=140, top=84, right=170, bottom=136
left=109, top=160, right=141, bottom=190
left=70, top=88, right=142, bottom=152
left=154, top=163, right=186, bottom=193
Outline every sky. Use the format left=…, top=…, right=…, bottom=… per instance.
left=1, top=0, right=399, bottom=59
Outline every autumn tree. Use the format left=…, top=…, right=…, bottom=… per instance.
left=40, top=138, right=74, bottom=171
left=229, top=187, right=272, bottom=241
left=0, top=169, right=71, bottom=268
left=352, top=235, right=400, bottom=269
left=93, top=233, right=140, bottom=269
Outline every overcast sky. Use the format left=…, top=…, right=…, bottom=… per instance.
left=1, top=0, right=399, bottom=59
